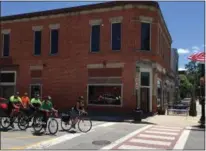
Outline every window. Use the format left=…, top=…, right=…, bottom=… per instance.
left=141, top=72, right=150, bottom=86
left=30, top=84, right=42, bottom=98
left=88, top=85, right=122, bottom=105
left=0, top=72, right=15, bottom=83
left=34, top=31, right=41, bottom=55
left=50, top=29, right=59, bottom=54
left=2, top=34, right=10, bottom=57
left=141, top=22, right=150, bottom=51
left=91, top=25, right=100, bottom=52
left=111, top=23, right=121, bottom=50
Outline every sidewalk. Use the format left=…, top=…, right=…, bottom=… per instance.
left=142, top=114, right=201, bottom=128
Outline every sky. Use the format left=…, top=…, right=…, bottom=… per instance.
left=1, top=1, right=205, bottom=71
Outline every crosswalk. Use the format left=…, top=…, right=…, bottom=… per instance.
left=113, top=125, right=184, bottom=149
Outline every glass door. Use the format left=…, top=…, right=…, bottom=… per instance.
left=140, top=72, right=150, bottom=113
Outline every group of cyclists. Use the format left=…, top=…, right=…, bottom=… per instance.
left=0, top=91, right=87, bottom=133
left=7, top=92, right=57, bottom=131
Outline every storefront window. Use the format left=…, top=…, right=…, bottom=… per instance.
left=88, top=85, right=122, bottom=105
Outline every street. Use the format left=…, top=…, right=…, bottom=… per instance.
left=0, top=118, right=205, bottom=150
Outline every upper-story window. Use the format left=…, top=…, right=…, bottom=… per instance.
left=111, top=22, right=121, bottom=51
left=49, top=24, right=60, bottom=55
left=141, top=22, right=151, bottom=51
left=90, top=24, right=100, bottom=52
left=34, top=31, right=42, bottom=55
left=50, top=29, right=59, bottom=55
left=2, top=33, right=10, bottom=57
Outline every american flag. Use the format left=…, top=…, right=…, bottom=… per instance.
left=188, top=51, right=205, bottom=63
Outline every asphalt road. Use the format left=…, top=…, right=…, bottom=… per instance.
left=0, top=119, right=205, bottom=150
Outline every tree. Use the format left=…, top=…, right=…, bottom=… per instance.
left=185, top=61, right=202, bottom=98
left=179, top=74, right=193, bottom=99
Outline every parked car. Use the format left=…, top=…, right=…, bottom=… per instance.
left=98, top=94, right=121, bottom=104
left=181, top=98, right=191, bottom=107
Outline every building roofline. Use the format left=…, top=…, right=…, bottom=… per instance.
left=0, top=1, right=172, bottom=43
left=0, top=1, right=157, bottom=21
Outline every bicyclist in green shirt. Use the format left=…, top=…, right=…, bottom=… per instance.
left=8, top=92, right=23, bottom=116
left=30, top=94, right=42, bottom=108
left=8, top=92, right=23, bottom=128
left=41, top=96, right=58, bottom=131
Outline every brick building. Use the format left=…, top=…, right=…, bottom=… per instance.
left=0, top=1, right=173, bottom=114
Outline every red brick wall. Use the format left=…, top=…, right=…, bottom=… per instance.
left=0, top=5, right=171, bottom=111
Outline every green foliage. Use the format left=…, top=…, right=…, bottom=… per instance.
left=179, top=61, right=202, bottom=99
left=179, top=74, right=193, bottom=99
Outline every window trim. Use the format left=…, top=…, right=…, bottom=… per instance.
left=90, top=24, right=101, bottom=53
left=33, top=30, right=42, bottom=56
left=87, top=84, right=123, bottom=107
left=140, top=21, right=151, bottom=51
left=0, top=70, right=16, bottom=85
left=2, top=33, right=10, bottom=57
left=111, top=22, right=122, bottom=51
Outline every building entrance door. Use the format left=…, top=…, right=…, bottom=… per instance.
left=140, top=71, right=151, bottom=113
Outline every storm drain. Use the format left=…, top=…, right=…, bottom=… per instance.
left=92, top=140, right=111, bottom=146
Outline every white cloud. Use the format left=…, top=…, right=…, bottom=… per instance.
left=192, top=46, right=200, bottom=51
left=178, top=67, right=186, bottom=71
left=177, top=48, right=190, bottom=54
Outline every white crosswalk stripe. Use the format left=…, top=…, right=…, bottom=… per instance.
left=138, top=134, right=175, bottom=140
left=118, top=144, right=155, bottom=149
left=150, top=128, right=181, bottom=132
left=129, top=138, right=171, bottom=146
left=144, top=130, right=179, bottom=136
left=113, top=125, right=185, bottom=150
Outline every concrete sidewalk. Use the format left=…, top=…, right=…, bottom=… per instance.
left=143, top=114, right=201, bottom=127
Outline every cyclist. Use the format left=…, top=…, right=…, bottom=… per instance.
left=70, top=96, right=87, bottom=129
left=40, top=96, right=58, bottom=131
left=8, top=92, right=23, bottom=128
left=30, top=94, right=42, bottom=109
left=21, top=92, right=30, bottom=109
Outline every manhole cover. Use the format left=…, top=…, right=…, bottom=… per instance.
left=92, top=140, right=111, bottom=146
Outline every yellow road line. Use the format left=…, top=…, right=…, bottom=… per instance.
left=3, top=135, right=38, bottom=139
left=6, top=136, right=57, bottom=150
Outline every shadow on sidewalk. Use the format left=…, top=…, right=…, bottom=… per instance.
left=88, top=112, right=156, bottom=124
left=186, top=125, right=206, bottom=131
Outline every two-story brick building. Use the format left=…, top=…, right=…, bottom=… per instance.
left=0, top=1, right=173, bottom=114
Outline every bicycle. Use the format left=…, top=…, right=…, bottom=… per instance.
left=61, top=110, right=92, bottom=133
left=17, top=107, right=42, bottom=131
left=32, top=110, right=59, bottom=135
left=0, top=104, right=24, bottom=130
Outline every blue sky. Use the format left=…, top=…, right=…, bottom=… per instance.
left=1, top=1, right=205, bottom=70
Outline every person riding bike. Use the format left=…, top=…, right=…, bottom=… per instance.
left=8, top=92, right=23, bottom=127
left=70, top=96, right=87, bottom=129
left=40, top=96, right=58, bottom=131
left=30, top=94, right=42, bottom=109
left=21, top=92, right=30, bottom=109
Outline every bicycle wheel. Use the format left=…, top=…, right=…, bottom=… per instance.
left=1, top=117, right=11, bottom=129
left=78, top=117, right=92, bottom=133
left=32, top=116, right=43, bottom=133
left=48, top=118, right=59, bottom=135
left=17, top=114, right=29, bottom=130
left=61, top=119, right=72, bottom=131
